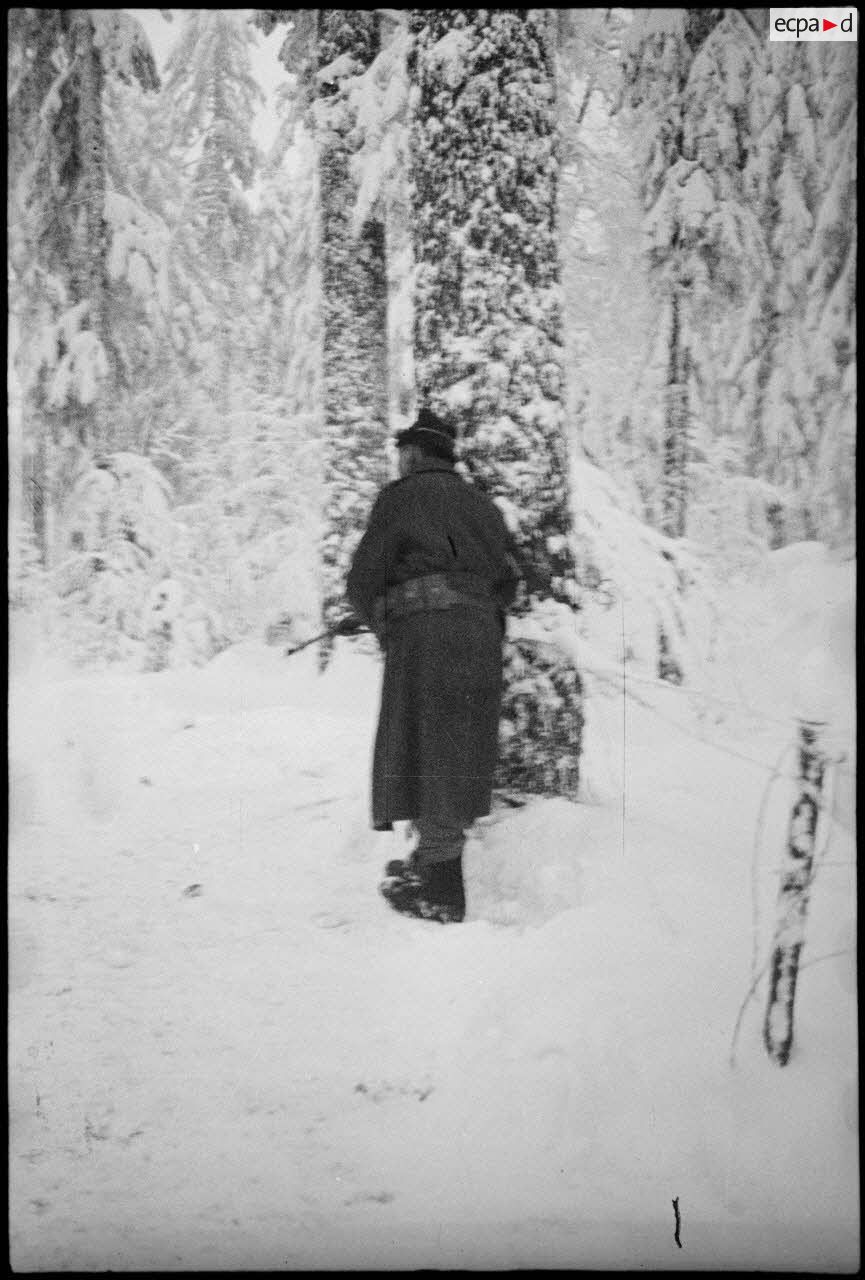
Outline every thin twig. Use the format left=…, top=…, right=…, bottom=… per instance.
left=584, top=664, right=807, bottom=780
left=798, top=947, right=855, bottom=974
left=749, top=742, right=795, bottom=984
left=729, top=930, right=781, bottom=1069
left=762, top=860, right=856, bottom=872
left=615, top=667, right=800, bottom=729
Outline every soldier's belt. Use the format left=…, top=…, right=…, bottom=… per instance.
left=373, top=572, right=493, bottom=626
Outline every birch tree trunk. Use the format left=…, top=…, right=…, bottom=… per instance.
left=763, top=720, right=826, bottom=1066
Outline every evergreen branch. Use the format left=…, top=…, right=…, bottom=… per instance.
left=732, top=9, right=765, bottom=43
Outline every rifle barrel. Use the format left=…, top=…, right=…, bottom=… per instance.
left=285, top=624, right=370, bottom=657
left=285, top=630, right=330, bottom=657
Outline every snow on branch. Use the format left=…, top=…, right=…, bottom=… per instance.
left=316, top=52, right=359, bottom=84
left=105, top=191, right=170, bottom=311
left=347, top=24, right=411, bottom=233
left=375, top=10, right=407, bottom=27
left=91, top=10, right=160, bottom=92
left=426, top=28, right=473, bottom=89
left=47, top=330, right=108, bottom=409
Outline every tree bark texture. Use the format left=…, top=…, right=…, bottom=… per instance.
left=21, top=10, right=112, bottom=560
left=763, top=721, right=826, bottom=1066
left=409, top=8, right=577, bottom=606
left=64, top=10, right=112, bottom=446
left=662, top=289, right=688, bottom=540
left=317, top=10, right=391, bottom=656
left=409, top=9, right=583, bottom=799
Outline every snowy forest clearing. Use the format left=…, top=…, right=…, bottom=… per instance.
left=9, top=547, right=857, bottom=1271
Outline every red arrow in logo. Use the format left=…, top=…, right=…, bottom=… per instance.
left=823, top=18, right=837, bottom=30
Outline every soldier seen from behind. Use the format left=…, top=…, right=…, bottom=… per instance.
left=346, top=407, right=520, bottom=923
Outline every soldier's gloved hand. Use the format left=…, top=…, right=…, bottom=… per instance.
left=332, top=614, right=365, bottom=637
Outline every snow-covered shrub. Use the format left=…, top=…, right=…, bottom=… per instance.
left=51, top=451, right=175, bottom=668
left=141, top=576, right=224, bottom=671
left=497, top=637, right=584, bottom=798
left=8, top=519, right=46, bottom=611
left=142, top=577, right=184, bottom=672
left=172, top=397, right=324, bottom=648
left=688, top=437, right=778, bottom=568
left=570, top=455, right=699, bottom=680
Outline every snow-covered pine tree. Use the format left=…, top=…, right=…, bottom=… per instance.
left=744, top=39, right=857, bottom=546
left=739, top=43, right=817, bottom=537
left=170, top=388, right=324, bottom=654
left=342, top=10, right=414, bottom=431
left=807, top=44, right=856, bottom=549
left=8, top=9, right=159, bottom=567
left=408, top=9, right=583, bottom=798
left=252, top=14, right=321, bottom=418
left=675, top=11, right=769, bottom=440
left=558, top=9, right=653, bottom=491
left=259, top=11, right=391, bottom=661
left=55, top=450, right=178, bottom=668
left=315, top=11, right=391, bottom=655
left=102, top=72, right=188, bottom=462
left=620, top=8, right=731, bottom=541
left=104, top=56, right=232, bottom=600
left=8, top=313, right=34, bottom=605
left=163, top=10, right=262, bottom=416
left=252, top=123, right=321, bottom=408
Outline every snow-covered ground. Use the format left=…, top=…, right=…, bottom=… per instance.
left=8, top=544, right=857, bottom=1271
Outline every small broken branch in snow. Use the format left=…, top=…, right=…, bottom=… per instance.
left=729, top=933, right=778, bottom=1069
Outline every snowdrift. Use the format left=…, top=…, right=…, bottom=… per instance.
left=8, top=538, right=857, bottom=1269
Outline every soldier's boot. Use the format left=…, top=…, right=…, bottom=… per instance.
left=379, top=856, right=465, bottom=924
left=383, top=823, right=421, bottom=879
left=384, top=851, right=419, bottom=879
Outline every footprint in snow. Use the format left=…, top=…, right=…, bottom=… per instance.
left=311, top=910, right=353, bottom=930
left=354, top=1080, right=433, bottom=1103
left=344, top=1190, right=395, bottom=1207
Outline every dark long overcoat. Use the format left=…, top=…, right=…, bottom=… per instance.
left=346, top=458, right=519, bottom=830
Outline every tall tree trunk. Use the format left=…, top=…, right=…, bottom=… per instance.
left=63, top=9, right=111, bottom=453
left=8, top=316, right=26, bottom=550
left=409, top=8, right=583, bottom=798
left=317, top=11, right=390, bottom=660
left=30, top=9, right=111, bottom=563
left=662, top=288, right=688, bottom=539
left=30, top=434, right=57, bottom=570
